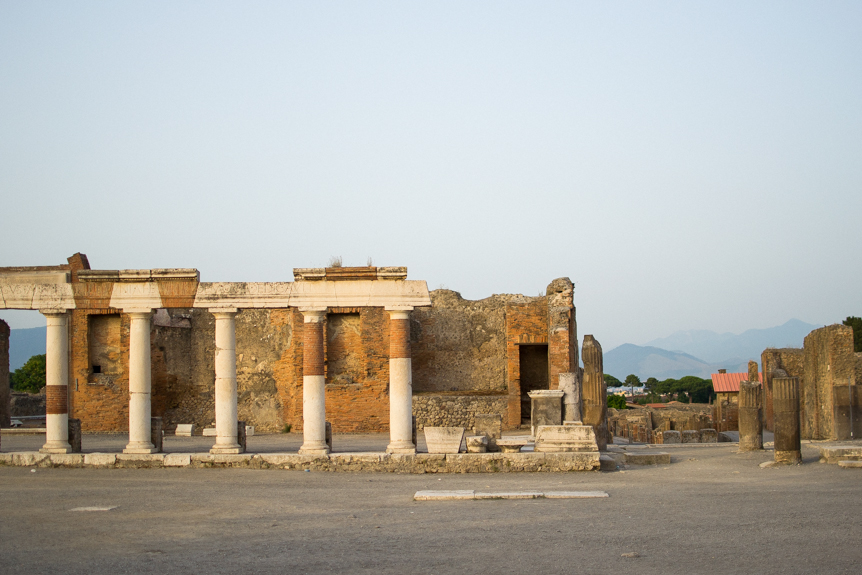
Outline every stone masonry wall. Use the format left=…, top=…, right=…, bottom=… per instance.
left=802, top=324, right=856, bottom=440
left=412, top=392, right=510, bottom=431
left=1, top=319, right=10, bottom=427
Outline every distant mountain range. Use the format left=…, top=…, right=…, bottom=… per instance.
left=606, top=319, right=821, bottom=380
left=7, top=326, right=47, bottom=371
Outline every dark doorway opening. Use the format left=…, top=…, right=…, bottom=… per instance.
left=519, top=344, right=548, bottom=424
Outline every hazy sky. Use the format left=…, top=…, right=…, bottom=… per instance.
left=1, top=2, right=860, bottom=350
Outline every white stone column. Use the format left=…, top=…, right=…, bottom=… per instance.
left=40, top=310, right=71, bottom=454
left=124, top=310, right=157, bottom=454
left=386, top=307, right=416, bottom=454
left=299, top=308, right=329, bottom=455
left=210, top=308, right=241, bottom=454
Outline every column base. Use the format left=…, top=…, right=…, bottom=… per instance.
left=40, top=442, right=72, bottom=454
left=210, top=444, right=244, bottom=455
left=386, top=441, right=416, bottom=454
left=299, top=441, right=330, bottom=455
left=124, top=442, right=157, bottom=454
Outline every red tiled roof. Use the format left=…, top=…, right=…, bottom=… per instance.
left=711, top=372, right=761, bottom=393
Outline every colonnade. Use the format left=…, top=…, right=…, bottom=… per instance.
left=38, top=306, right=416, bottom=455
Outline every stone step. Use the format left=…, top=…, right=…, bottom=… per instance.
left=625, top=452, right=671, bottom=465
left=818, top=445, right=862, bottom=464
left=838, top=460, right=862, bottom=469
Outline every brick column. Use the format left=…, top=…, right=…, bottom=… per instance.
left=124, top=310, right=157, bottom=454
left=210, top=308, right=242, bottom=454
left=299, top=308, right=329, bottom=455
left=386, top=308, right=415, bottom=454
left=40, top=311, right=72, bottom=454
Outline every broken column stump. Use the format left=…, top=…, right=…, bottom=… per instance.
left=773, top=377, right=802, bottom=464
left=738, top=381, right=763, bottom=451
left=582, top=335, right=608, bottom=451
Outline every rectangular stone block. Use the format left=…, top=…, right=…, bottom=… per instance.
left=151, top=417, right=163, bottom=453
left=534, top=425, right=599, bottom=453
left=699, top=429, right=718, bottom=443
left=202, top=427, right=217, bottom=437
left=681, top=430, right=700, bottom=443
left=50, top=453, right=84, bottom=466
left=68, top=419, right=82, bottom=453
left=423, top=427, right=464, bottom=454
left=84, top=453, right=117, bottom=467
left=175, top=424, right=194, bottom=437
left=414, top=490, right=475, bottom=501
left=164, top=453, right=191, bottom=467
left=245, top=425, right=255, bottom=437
left=662, top=430, right=681, bottom=444
left=465, top=436, right=488, bottom=453
left=625, top=452, right=671, bottom=465
left=529, top=390, right=564, bottom=436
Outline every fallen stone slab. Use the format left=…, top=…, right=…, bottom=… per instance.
left=838, top=460, right=862, bottom=469
left=413, top=490, right=609, bottom=501
left=625, top=452, right=671, bottom=465
left=164, top=453, right=192, bottom=467
left=818, top=445, right=862, bottom=464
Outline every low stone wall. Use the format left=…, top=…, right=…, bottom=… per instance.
left=10, top=392, right=45, bottom=417
left=412, top=393, right=509, bottom=431
left=0, top=450, right=601, bottom=473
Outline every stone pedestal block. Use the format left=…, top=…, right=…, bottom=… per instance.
left=528, top=390, right=564, bottom=437
left=662, top=430, right=681, bottom=444
left=681, top=430, right=699, bottom=443
left=175, top=424, right=194, bottom=437
left=237, top=420, right=247, bottom=452
left=474, top=414, right=502, bottom=452
left=424, top=427, right=464, bottom=454
left=534, top=425, right=598, bottom=453
left=774, top=377, right=801, bottom=464
left=699, top=429, right=718, bottom=443
left=738, top=381, right=763, bottom=451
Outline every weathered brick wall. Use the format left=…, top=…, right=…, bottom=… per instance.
left=761, top=347, right=804, bottom=432
left=412, top=392, right=510, bottom=430
left=1, top=319, right=10, bottom=427
left=802, top=324, right=856, bottom=439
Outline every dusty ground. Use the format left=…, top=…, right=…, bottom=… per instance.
left=1, top=438, right=860, bottom=575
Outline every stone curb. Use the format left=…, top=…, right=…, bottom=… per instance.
left=413, top=490, right=609, bottom=501
left=0, top=451, right=604, bottom=473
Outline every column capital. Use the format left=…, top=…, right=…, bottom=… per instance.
left=300, top=308, right=327, bottom=323
left=209, top=307, right=239, bottom=317
left=387, top=308, right=412, bottom=321
left=125, top=309, right=154, bottom=318
left=385, top=306, right=414, bottom=312
left=39, top=309, right=70, bottom=318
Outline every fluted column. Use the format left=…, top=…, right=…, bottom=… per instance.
left=211, top=308, right=241, bottom=454
left=299, top=308, right=329, bottom=455
left=773, top=377, right=801, bottom=464
left=124, top=310, right=157, bottom=454
left=386, top=308, right=415, bottom=454
left=581, top=335, right=607, bottom=450
left=738, top=381, right=763, bottom=451
left=40, top=311, right=71, bottom=454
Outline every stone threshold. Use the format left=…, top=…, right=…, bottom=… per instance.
left=413, top=490, right=609, bottom=500
left=0, top=451, right=604, bottom=473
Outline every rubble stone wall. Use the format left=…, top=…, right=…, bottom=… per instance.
left=761, top=347, right=804, bottom=432
left=412, top=392, right=510, bottom=431
left=802, top=324, right=856, bottom=439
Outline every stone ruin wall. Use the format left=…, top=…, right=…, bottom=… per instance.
left=1, top=319, right=10, bottom=427
left=802, top=324, right=856, bottom=440
left=66, top=280, right=577, bottom=434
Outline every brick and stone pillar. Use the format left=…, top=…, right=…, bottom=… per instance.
left=299, top=308, right=329, bottom=455
left=738, top=381, right=763, bottom=451
left=386, top=308, right=416, bottom=454
left=582, top=335, right=607, bottom=450
left=773, top=376, right=802, bottom=464
left=124, top=310, right=157, bottom=454
left=210, top=308, right=242, bottom=454
left=40, top=311, right=72, bottom=454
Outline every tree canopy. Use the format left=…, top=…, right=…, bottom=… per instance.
left=624, top=374, right=642, bottom=387
left=607, top=394, right=628, bottom=410
left=10, top=354, right=46, bottom=394
left=642, top=375, right=714, bottom=404
left=604, top=374, right=623, bottom=387
left=843, top=316, right=862, bottom=352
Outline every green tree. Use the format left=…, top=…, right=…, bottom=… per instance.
left=604, top=374, right=623, bottom=387
left=624, top=374, right=642, bottom=387
left=843, top=316, right=862, bottom=352
left=10, top=354, right=46, bottom=394
left=607, top=394, right=628, bottom=409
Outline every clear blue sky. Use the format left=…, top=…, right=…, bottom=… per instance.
left=1, top=2, right=860, bottom=350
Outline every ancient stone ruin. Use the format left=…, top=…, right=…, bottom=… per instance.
left=1, top=253, right=596, bottom=458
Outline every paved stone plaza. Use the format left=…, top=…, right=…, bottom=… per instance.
left=2, top=439, right=860, bottom=574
